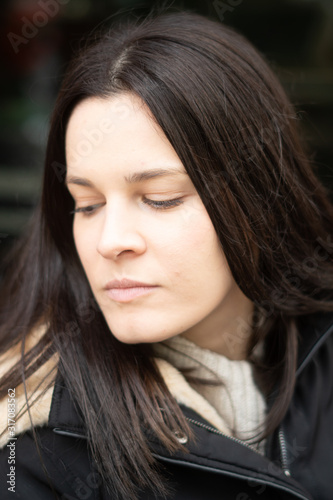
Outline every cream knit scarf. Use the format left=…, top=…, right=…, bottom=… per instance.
left=154, top=335, right=267, bottom=455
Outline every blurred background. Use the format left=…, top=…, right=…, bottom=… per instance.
left=0, top=0, right=332, bottom=272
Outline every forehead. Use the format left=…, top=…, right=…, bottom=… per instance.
left=66, top=94, right=150, bottom=142
left=65, top=93, right=185, bottom=179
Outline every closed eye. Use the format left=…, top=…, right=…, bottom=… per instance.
left=70, top=198, right=184, bottom=216
left=143, top=197, right=184, bottom=210
left=70, top=203, right=105, bottom=216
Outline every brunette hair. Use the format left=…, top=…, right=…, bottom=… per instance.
left=1, top=9, right=333, bottom=500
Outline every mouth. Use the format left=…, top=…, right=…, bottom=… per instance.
left=104, top=278, right=158, bottom=303
left=105, top=286, right=158, bottom=303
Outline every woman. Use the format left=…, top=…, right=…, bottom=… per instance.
left=0, top=10, right=333, bottom=500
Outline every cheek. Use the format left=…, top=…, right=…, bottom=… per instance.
left=163, top=207, right=227, bottom=291
left=73, top=221, right=96, bottom=276
left=73, top=221, right=84, bottom=257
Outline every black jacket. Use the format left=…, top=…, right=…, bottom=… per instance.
left=1, top=311, right=333, bottom=500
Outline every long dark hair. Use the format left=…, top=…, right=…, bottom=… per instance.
left=1, top=9, right=333, bottom=500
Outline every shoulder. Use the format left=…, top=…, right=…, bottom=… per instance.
left=0, top=423, right=95, bottom=500
left=0, top=324, right=59, bottom=450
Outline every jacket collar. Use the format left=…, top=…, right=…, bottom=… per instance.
left=48, top=367, right=86, bottom=437
left=296, top=310, right=333, bottom=376
left=50, top=373, right=313, bottom=500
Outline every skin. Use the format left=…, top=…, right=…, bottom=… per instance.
left=65, top=93, right=254, bottom=360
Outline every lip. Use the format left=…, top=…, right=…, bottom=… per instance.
left=105, top=278, right=158, bottom=303
left=105, top=278, right=155, bottom=289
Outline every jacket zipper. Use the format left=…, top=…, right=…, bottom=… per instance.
left=185, top=417, right=263, bottom=455
left=186, top=417, right=292, bottom=477
left=53, top=419, right=291, bottom=473
left=279, top=428, right=291, bottom=476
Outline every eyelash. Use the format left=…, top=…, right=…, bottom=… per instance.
left=70, top=198, right=184, bottom=216
left=144, top=198, right=184, bottom=210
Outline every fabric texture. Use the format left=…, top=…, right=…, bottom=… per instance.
left=154, top=335, right=267, bottom=454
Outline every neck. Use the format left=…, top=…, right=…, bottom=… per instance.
left=181, top=290, right=254, bottom=360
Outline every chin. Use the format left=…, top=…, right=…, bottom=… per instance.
left=108, top=326, right=177, bottom=346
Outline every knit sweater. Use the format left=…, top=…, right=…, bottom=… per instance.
left=153, top=335, right=267, bottom=455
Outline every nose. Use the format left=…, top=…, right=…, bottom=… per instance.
left=96, top=202, right=146, bottom=259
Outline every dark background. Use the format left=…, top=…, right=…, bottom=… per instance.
left=1, top=0, right=332, bottom=269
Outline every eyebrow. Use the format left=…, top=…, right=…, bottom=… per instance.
left=65, top=167, right=187, bottom=187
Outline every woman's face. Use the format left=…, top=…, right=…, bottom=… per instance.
left=65, top=94, right=253, bottom=357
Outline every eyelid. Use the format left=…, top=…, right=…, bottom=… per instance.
left=142, top=197, right=184, bottom=210
left=70, top=197, right=184, bottom=216
left=70, top=202, right=105, bottom=215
